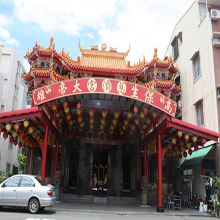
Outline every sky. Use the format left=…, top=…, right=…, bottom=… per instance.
left=0, top=0, right=195, bottom=71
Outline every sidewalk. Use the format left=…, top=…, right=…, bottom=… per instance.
left=51, top=200, right=213, bottom=217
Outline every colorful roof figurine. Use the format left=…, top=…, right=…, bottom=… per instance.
left=22, top=37, right=181, bottom=100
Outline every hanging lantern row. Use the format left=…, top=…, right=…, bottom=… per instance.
left=2, top=131, right=39, bottom=148
left=89, top=108, right=95, bottom=133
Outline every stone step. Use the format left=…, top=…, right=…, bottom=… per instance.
left=60, top=193, right=140, bottom=204
left=107, top=196, right=140, bottom=204
left=60, top=194, right=94, bottom=203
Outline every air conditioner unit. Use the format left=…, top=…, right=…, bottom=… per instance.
left=211, top=9, right=220, bottom=20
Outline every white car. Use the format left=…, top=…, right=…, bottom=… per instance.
left=0, top=174, right=56, bottom=214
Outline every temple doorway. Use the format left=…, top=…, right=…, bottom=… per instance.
left=69, top=152, right=79, bottom=187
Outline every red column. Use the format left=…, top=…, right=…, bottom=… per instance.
left=144, top=144, right=147, bottom=176
left=25, top=148, right=29, bottom=174
left=166, top=157, right=169, bottom=194
left=41, top=124, right=49, bottom=181
left=157, top=132, right=164, bottom=212
left=54, top=136, right=59, bottom=175
left=29, top=147, right=34, bottom=175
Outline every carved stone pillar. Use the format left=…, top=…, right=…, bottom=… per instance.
left=64, top=143, right=70, bottom=192
left=89, top=147, right=93, bottom=195
left=107, top=147, right=111, bottom=195
left=114, top=145, right=123, bottom=196
left=79, top=143, right=87, bottom=188
left=136, top=144, right=141, bottom=197
left=60, top=135, right=66, bottom=193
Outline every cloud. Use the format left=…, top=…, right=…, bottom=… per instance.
left=98, top=0, right=195, bottom=63
left=87, top=33, right=94, bottom=39
left=0, top=27, right=10, bottom=39
left=0, top=14, right=12, bottom=26
left=14, top=0, right=117, bottom=35
left=5, top=38, right=20, bottom=47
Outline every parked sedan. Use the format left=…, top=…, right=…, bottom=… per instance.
left=0, top=174, right=56, bottom=214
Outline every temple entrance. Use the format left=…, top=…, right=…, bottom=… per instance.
left=93, top=150, right=108, bottom=195
left=69, top=152, right=79, bottom=187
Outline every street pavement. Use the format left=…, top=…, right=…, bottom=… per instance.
left=0, top=199, right=216, bottom=220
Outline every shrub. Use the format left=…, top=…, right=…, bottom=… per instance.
left=17, top=153, right=25, bottom=174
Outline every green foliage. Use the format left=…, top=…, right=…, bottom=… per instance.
left=0, top=171, right=7, bottom=184
left=217, top=177, right=220, bottom=188
left=76, top=175, right=86, bottom=196
left=17, top=153, right=25, bottom=174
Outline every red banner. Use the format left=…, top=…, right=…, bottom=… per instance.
left=32, top=78, right=177, bottom=117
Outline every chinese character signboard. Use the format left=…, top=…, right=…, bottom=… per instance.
left=32, top=78, right=177, bottom=117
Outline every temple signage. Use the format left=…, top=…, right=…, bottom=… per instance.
left=32, top=78, right=177, bottom=117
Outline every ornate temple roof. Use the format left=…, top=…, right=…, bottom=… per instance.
left=22, top=37, right=181, bottom=100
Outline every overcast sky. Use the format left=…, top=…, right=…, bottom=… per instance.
left=0, top=0, right=195, bottom=71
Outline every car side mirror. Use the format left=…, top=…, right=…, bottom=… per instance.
left=1, top=183, right=5, bottom=188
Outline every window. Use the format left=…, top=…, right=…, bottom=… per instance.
left=196, top=100, right=204, bottom=126
left=171, top=36, right=179, bottom=60
left=4, top=176, right=21, bottom=187
left=20, top=177, right=35, bottom=187
left=17, top=61, right=22, bottom=76
left=14, top=85, right=19, bottom=100
left=8, top=142, right=12, bottom=150
left=191, top=51, right=201, bottom=80
left=6, top=163, right=11, bottom=174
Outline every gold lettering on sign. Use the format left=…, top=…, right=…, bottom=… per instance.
left=160, top=95, right=165, bottom=104
left=117, top=81, right=126, bottom=95
left=58, top=82, right=67, bottom=95
left=145, top=90, right=154, bottom=103
left=45, top=86, right=51, bottom=94
left=87, top=78, right=97, bottom=92
left=37, top=90, right=46, bottom=101
left=102, top=79, right=112, bottom=93
left=131, top=85, right=138, bottom=99
left=72, top=80, right=82, bottom=93
left=165, top=100, right=172, bottom=113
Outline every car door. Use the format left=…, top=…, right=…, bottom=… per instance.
left=16, top=176, right=36, bottom=206
left=0, top=176, right=21, bottom=205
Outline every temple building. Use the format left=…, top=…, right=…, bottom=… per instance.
left=0, top=36, right=219, bottom=212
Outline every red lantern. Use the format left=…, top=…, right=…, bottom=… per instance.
left=63, top=101, right=68, bottom=108
left=188, top=149, right=192, bottom=155
left=24, top=136, right=28, bottom=142
left=18, top=142, right=22, bottom=148
left=179, top=154, right=182, bottom=159
left=14, top=123, right=20, bottom=131
left=184, top=134, right=189, bottom=142
left=14, top=139, right=18, bottom=146
left=179, top=141, right=184, bottom=147
left=3, top=132, right=8, bottom=139
left=77, top=102, right=81, bottom=110
left=133, top=106, right=138, bottom=114
left=19, top=131, right=25, bottom=138
left=0, top=126, right=2, bottom=133
left=51, top=100, right=56, bottom=106
left=183, top=151, right=187, bottom=158
left=174, top=145, right=179, bottom=151
left=143, top=107, right=148, bottom=114
left=194, top=144, right=199, bottom=151
left=201, top=138, right=206, bottom=145
left=10, top=137, right=14, bottom=144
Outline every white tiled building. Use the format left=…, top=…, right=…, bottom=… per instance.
left=165, top=0, right=220, bottom=201
left=0, top=44, right=27, bottom=174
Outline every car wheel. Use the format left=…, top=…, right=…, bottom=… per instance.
left=28, top=198, right=40, bottom=214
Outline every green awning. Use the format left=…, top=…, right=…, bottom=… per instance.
left=181, top=145, right=213, bottom=170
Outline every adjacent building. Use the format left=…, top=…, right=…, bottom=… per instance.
left=0, top=44, right=27, bottom=174
left=165, top=0, right=220, bottom=201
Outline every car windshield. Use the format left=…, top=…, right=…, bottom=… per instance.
left=35, top=177, right=47, bottom=186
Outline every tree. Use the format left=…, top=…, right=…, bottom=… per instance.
left=17, top=153, right=25, bottom=174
